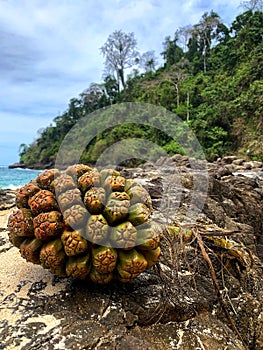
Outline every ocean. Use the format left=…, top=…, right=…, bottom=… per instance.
left=0, top=166, right=43, bottom=190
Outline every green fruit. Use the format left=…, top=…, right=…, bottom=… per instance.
left=63, top=204, right=88, bottom=229
left=33, top=211, right=63, bottom=240
left=136, top=222, right=161, bottom=250
left=128, top=203, right=151, bottom=226
left=36, top=169, right=60, bottom=191
left=28, top=190, right=59, bottom=215
left=110, top=221, right=137, bottom=249
left=124, top=179, right=137, bottom=192
left=8, top=208, right=34, bottom=237
left=40, top=238, right=66, bottom=270
left=141, top=246, right=162, bottom=269
left=15, top=183, right=40, bottom=208
left=90, top=268, right=113, bottom=284
left=58, top=188, right=83, bottom=210
left=92, top=246, right=118, bottom=274
left=61, top=229, right=88, bottom=256
left=85, top=214, right=109, bottom=245
left=20, top=238, right=43, bottom=264
left=127, top=185, right=152, bottom=210
left=84, top=187, right=106, bottom=214
left=103, top=192, right=130, bottom=225
left=66, top=253, right=91, bottom=279
left=7, top=164, right=162, bottom=283
left=117, top=249, right=148, bottom=283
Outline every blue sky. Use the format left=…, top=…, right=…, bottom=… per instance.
left=0, top=0, right=242, bottom=165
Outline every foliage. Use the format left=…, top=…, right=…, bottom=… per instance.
left=138, top=50, right=158, bottom=72
left=19, top=9, right=263, bottom=166
left=161, top=32, right=184, bottom=67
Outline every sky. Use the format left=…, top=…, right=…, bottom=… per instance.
left=0, top=0, right=243, bottom=165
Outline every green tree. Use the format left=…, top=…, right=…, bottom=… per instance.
left=187, top=11, right=225, bottom=73
left=178, top=25, right=193, bottom=52
left=230, top=10, right=263, bottom=60
left=138, top=51, right=158, bottom=72
left=18, top=143, right=28, bottom=160
left=103, top=75, right=120, bottom=103
left=80, top=84, right=108, bottom=112
left=161, top=32, right=184, bottom=66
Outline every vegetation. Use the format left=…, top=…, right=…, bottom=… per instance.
left=19, top=6, right=263, bottom=166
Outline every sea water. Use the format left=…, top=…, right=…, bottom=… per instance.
left=0, top=166, right=43, bottom=190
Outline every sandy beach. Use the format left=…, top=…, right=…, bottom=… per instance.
left=0, top=208, right=11, bottom=228
left=0, top=208, right=70, bottom=350
left=0, top=208, right=68, bottom=298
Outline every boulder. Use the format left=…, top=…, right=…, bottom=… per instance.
left=0, top=189, right=16, bottom=210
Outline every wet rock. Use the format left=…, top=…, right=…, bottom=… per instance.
left=9, top=162, right=54, bottom=170
left=0, top=189, right=16, bottom=210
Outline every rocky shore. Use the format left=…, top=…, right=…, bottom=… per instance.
left=0, top=155, right=262, bottom=349
left=8, top=155, right=263, bottom=173
left=0, top=189, right=16, bottom=210
left=8, top=162, right=54, bottom=170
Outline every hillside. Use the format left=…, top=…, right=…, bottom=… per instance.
left=17, top=9, right=263, bottom=168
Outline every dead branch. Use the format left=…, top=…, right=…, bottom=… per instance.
left=193, top=228, right=248, bottom=350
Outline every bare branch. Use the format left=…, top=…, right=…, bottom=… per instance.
left=241, top=0, right=263, bottom=11
left=100, top=30, right=139, bottom=89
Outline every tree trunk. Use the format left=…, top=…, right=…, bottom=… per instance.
left=203, top=44, right=207, bottom=73
left=187, top=91, right=190, bottom=122
left=118, top=68, right=126, bottom=89
left=175, top=84, right=179, bottom=108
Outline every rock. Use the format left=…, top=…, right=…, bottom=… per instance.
left=233, top=158, right=245, bottom=166
left=8, top=162, right=26, bottom=169
left=8, top=162, right=54, bottom=170
left=243, top=161, right=253, bottom=170
left=0, top=189, right=16, bottom=210
left=221, top=155, right=238, bottom=164
left=216, top=156, right=262, bottom=174
left=214, top=166, right=233, bottom=178
left=0, top=155, right=262, bottom=349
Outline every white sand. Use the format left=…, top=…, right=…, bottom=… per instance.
left=0, top=209, right=68, bottom=350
